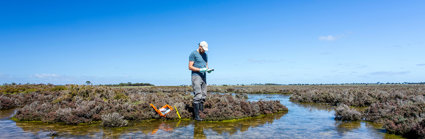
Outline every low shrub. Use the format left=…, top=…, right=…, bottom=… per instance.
left=10, top=85, right=287, bottom=125
left=0, top=95, right=16, bottom=110
left=101, top=112, right=128, bottom=127
left=334, top=104, right=361, bottom=121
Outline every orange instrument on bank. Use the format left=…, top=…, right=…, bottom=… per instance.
left=150, top=104, right=173, bottom=117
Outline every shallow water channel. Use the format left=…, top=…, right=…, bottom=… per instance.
left=0, top=94, right=405, bottom=138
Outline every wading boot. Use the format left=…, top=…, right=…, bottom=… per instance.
left=200, top=102, right=204, bottom=112
left=193, top=102, right=203, bottom=121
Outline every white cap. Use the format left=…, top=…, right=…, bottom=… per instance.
left=199, top=41, right=208, bottom=51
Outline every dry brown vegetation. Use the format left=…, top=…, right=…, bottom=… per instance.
left=0, top=85, right=287, bottom=127
left=334, top=104, right=362, bottom=121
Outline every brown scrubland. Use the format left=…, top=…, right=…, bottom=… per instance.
left=1, top=84, right=424, bottom=138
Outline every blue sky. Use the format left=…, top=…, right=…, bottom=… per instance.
left=1, top=0, right=424, bottom=85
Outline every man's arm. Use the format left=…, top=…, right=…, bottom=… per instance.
left=189, top=61, right=201, bottom=72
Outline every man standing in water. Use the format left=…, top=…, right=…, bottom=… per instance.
left=188, top=41, right=213, bottom=121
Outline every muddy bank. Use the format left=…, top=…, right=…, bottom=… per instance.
left=0, top=85, right=287, bottom=126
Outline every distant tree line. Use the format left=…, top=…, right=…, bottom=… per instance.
left=102, top=82, right=155, bottom=86
left=2, top=83, right=55, bottom=86
left=1, top=82, right=425, bottom=86
left=212, top=82, right=425, bottom=86
left=251, top=83, right=283, bottom=85
left=286, top=82, right=425, bottom=85
left=0, top=82, right=154, bottom=86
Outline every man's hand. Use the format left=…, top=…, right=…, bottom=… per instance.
left=207, top=68, right=214, bottom=73
left=199, top=68, right=208, bottom=73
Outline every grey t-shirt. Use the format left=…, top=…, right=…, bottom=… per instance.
left=189, top=50, right=208, bottom=78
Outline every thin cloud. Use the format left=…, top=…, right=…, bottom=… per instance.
left=319, top=35, right=337, bottom=41
left=248, top=59, right=282, bottom=64
left=369, top=71, right=410, bottom=76
left=417, top=64, right=425, bottom=66
left=319, top=32, right=351, bottom=41
left=34, top=73, right=60, bottom=78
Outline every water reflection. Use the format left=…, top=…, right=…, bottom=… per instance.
left=0, top=109, right=16, bottom=120
left=193, top=111, right=287, bottom=138
left=335, top=121, right=361, bottom=136
left=13, top=111, right=287, bottom=138
left=290, top=101, right=335, bottom=112
left=193, top=121, right=206, bottom=139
